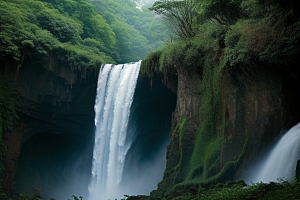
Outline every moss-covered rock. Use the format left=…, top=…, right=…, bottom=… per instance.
left=141, top=2, right=300, bottom=197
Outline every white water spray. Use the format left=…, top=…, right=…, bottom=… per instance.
left=88, top=61, right=141, bottom=200
left=254, top=122, right=300, bottom=183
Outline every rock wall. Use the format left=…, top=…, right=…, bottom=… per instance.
left=1, top=53, right=99, bottom=197
left=221, top=66, right=300, bottom=179
left=152, top=63, right=300, bottom=198
left=166, top=65, right=202, bottom=178
left=2, top=51, right=299, bottom=198
left=151, top=64, right=202, bottom=197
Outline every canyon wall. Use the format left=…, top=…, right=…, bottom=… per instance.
left=221, top=66, right=299, bottom=179
left=1, top=52, right=299, bottom=199
left=1, top=54, right=99, bottom=198
left=151, top=63, right=300, bottom=198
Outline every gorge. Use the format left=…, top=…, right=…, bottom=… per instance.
left=3, top=57, right=299, bottom=199
left=7, top=59, right=176, bottom=200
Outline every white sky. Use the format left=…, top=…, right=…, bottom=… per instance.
left=132, top=0, right=157, bottom=10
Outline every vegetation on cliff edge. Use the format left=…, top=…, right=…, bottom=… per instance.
left=141, top=0, right=300, bottom=198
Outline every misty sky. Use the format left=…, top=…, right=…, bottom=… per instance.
left=133, top=0, right=157, bottom=9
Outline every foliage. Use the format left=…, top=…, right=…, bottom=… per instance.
left=110, top=20, right=148, bottom=63
left=141, top=22, right=224, bottom=79
left=56, top=42, right=109, bottom=70
left=149, top=0, right=198, bottom=38
left=197, top=0, right=242, bottom=25
left=20, top=193, right=42, bottom=200
left=0, top=0, right=117, bottom=67
left=224, top=0, right=300, bottom=68
left=127, top=194, right=148, bottom=200
left=126, top=180, right=300, bottom=200
left=172, top=179, right=300, bottom=200
left=86, top=0, right=172, bottom=63
left=146, top=0, right=300, bottom=68
left=0, top=0, right=59, bottom=61
left=36, top=8, right=83, bottom=43
left=68, top=195, right=83, bottom=200
left=16, top=194, right=83, bottom=200
left=140, top=49, right=162, bottom=78
left=0, top=0, right=174, bottom=65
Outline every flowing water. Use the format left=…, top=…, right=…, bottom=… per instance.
left=254, top=122, right=300, bottom=183
left=88, top=61, right=141, bottom=200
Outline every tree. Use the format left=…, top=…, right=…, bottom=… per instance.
left=111, top=20, right=149, bottom=63
left=36, top=8, right=83, bottom=43
left=197, top=0, right=242, bottom=25
left=149, top=0, right=198, bottom=38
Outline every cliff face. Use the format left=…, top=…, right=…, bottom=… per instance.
left=221, top=66, right=299, bottom=178
left=166, top=65, right=202, bottom=183
left=152, top=63, right=300, bottom=198
left=1, top=54, right=99, bottom=198
left=2, top=49, right=299, bottom=198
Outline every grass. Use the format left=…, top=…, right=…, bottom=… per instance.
left=172, top=179, right=300, bottom=200
left=129, top=179, right=300, bottom=200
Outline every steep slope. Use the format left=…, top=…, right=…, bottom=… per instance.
left=1, top=53, right=99, bottom=198
left=141, top=1, right=300, bottom=197
left=145, top=61, right=299, bottom=199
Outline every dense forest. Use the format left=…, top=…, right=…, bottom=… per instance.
left=1, top=0, right=300, bottom=199
left=0, top=0, right=169, bottom=68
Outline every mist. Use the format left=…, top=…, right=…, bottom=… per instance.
left=14, top=132, right=93, bottom=200
left=133, top=0, right=157, bottom=10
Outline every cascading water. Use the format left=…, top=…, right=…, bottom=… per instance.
left=88, top=61, right=141, bottom=200
left=253, top=122, right=300, bottom=183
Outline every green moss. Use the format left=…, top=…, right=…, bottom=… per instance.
left=162, top=118, right=187, bottom=184
left=179, top=118, right=187, bottom=148
left=167, top=118, right=188, bottom=176
left=183, top=56, right=224, bottom=184
left=140, top=49, right=162, bottom=79
left=200, top=140, right=247, bottom=187
left=171, top=123, right=179, bottom=137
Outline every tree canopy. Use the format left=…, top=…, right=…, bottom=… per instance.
left=86, top=0, right=172, bottom=62
left=0, top=0, right=171, bottom=67
left=0, top=0, right=119, bottom=67
left=146, top=0, right=300, bottom=67
left=149, top=0, right=198, bottom=38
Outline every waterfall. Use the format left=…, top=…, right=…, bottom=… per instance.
left=254, top=122, right=300, bottom=183
left=88, top=61, right=141, bottom=200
